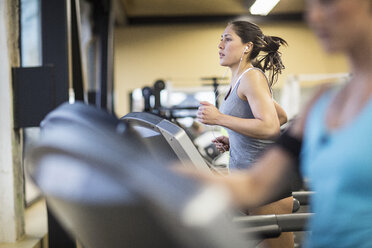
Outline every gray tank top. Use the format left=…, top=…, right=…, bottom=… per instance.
left=219, top=68, right=273, bottom=170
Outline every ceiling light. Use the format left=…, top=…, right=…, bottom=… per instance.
left=250, top=0, right=280, bottom=16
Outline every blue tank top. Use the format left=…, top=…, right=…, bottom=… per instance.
left=301, top=89, right=372, bottom=247
left=219, top=68, right=273, bottom=170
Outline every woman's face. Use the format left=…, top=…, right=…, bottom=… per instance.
left=306, top=0, right=372, bottom=53
left=218, top=25, right=247, bottom=67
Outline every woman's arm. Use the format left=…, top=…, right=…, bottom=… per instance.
left=180, top=126, right=300, bottom=208
left=197, top=70, right=280, bottom=140
left=273, top=100, right=288, bottom=126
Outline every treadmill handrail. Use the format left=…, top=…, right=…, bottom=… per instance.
left=234, top=213, right=313, bottom=232
left=123, top=112, right=210, bottom=172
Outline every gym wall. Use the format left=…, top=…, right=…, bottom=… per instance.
left=114, top=22, right=348, bottom=116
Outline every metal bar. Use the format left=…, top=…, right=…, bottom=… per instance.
left=234, top=213, right=313, bottom=232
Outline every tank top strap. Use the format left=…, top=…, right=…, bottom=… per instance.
left=231, top=68, right=254, bottom=93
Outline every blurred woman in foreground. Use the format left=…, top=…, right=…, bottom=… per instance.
left=188, top=0, right=372, bottom=247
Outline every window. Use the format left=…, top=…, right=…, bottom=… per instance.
left=20, top=0, right=42, bottom=67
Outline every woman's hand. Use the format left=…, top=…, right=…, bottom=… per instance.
left=197, top=101, right=222, bottom=125
left=212, top=136, right=230, bottom=152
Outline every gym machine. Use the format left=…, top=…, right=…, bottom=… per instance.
left=26, top=102, right=313, bottom=248
left=122, top=111, right=211, bottom=172
left=138, top=78, right=228, bottom=121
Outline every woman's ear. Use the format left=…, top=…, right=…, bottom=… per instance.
left=244, top=42, right=253, bottom=53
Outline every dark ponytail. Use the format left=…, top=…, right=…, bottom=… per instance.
left=253, top=35, right=287, bottom=87
left=229, top=20, right=287, bottom=87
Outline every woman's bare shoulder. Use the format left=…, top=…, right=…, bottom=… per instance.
left=239, top=68, right=269, bottom=93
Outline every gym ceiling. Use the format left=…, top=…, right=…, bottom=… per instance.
left=114, top=0, right=306, bottom=25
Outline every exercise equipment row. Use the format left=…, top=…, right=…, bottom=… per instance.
left=137, top=77, right=228, bottom=120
